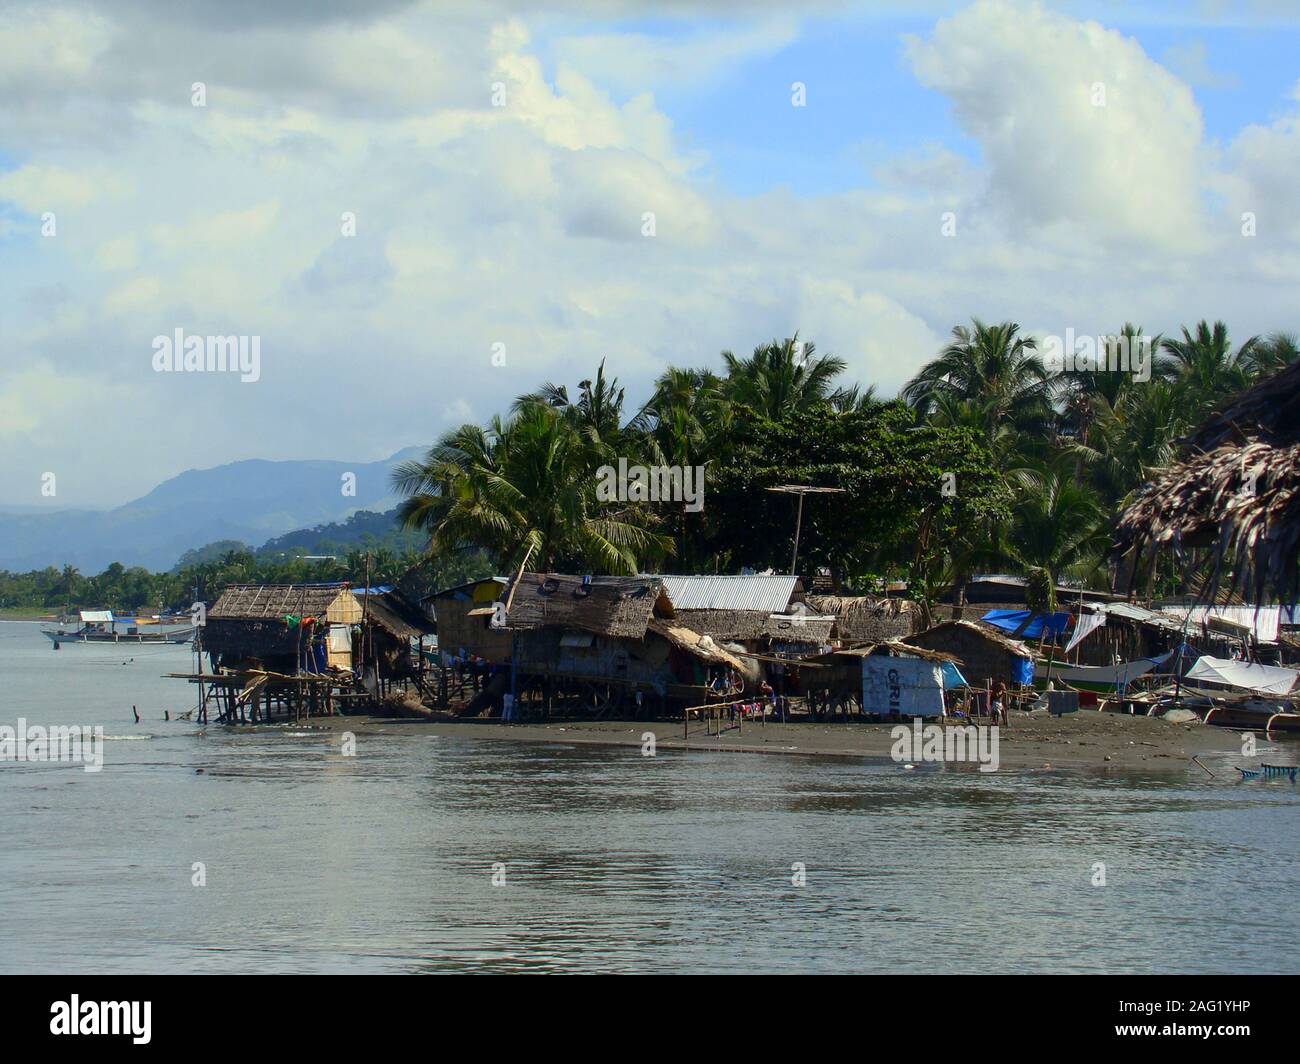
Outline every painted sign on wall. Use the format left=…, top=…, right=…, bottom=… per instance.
left=862, top=655, right=945, bottom=717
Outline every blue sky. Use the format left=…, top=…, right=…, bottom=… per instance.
left=529, top=7, right=1300, bottom=197
left=2, top=0, right=1299, bottom=507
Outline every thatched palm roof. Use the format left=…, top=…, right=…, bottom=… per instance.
left=355, top=590, right=436, bottom=640
left=1114, top=361, right=1300, bottom=604
left=503, top=572, right=671, bottom=638
left=908, top=619, right=1034, bottom=659
left=805, top=594, right=922, bottom=642
left=646, top=619, right=747, bottom=670
left=210, top=583, right=351, bottom=620
left=810, top=640, right=960, bottom=664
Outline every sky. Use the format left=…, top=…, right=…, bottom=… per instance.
left=2, top=0, right=1299, bottom=508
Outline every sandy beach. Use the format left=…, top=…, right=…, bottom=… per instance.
left=292, top=707, right=1280, bottom=775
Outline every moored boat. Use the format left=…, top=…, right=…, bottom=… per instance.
left=1033, top=656, right=1160, bottom=692
left=42, top=610, right=196, bottom=645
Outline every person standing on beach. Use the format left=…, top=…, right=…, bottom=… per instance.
left=992, top=681, right=1008, bottom=725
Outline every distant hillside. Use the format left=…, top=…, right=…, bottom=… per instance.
left=0, top=447, right=426, bottom=572
left=255, top=509, right=425, bottom=560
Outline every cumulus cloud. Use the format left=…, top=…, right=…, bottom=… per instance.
left=0, top=0, right=1296, bottom=508
left=905, top=0, right=1206, bottom=251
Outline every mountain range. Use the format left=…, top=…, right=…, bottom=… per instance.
left=0, top=447, right=427, bottom=572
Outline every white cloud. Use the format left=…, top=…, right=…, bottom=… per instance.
left=904, top=0, right=1207, bottom=251
left=1, top=0, right=1298, bottom=508
left=0, top=164, right=100, bottom=212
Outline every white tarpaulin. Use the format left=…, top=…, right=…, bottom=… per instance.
left=1065, top=610, right=1106, bottom=653
left=1184, top=656, right=1298, bottom=695
left=862, top=655, right=945, bottom=717
left=1161, top=606, right=1280, bottom=643
left=328, top=624, right=353, bottom=653
left=80, top=610, right=113, bottom=623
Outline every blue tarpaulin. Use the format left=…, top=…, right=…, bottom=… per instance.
left=980, top=609, right=1071, bottom=641
left=941, top=660, right=969, bottom=689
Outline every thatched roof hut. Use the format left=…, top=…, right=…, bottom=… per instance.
left=504, top=573, right=671, bottom=637
left=902, top=620, right=1034, bottom=689
left=658, top=574, right=806, bottom=643
left=1114, top=360, right=1300, bottom=605
left=799, top=640, right=958, bottom=698
left=205, top=583, right=362, bottom=662
left=805, top=594, right=922, bottom=644
left=354, top=589, right=436, bottom=642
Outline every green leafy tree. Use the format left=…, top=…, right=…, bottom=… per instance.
left=392, top=404, right=673, bottom=575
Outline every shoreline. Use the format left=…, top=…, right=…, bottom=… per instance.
left=255, top=707, right=1276, bottom=776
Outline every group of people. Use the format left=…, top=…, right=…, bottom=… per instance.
left=719, top=679, right=785, bottom=723
left=447, top=649, right=499, bottom=691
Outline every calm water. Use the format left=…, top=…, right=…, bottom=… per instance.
left=1, top=619, right=1297, bottom=973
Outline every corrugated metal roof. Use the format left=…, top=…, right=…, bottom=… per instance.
left=1100, top=602, right=1184, bottom=630
left=657, top=574, right=799, bottom=613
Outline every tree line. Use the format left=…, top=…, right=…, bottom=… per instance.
left=0, top=537, right=490, bottom=613
left=393, top=320, right=1297, bottom=620
left=5, top=319, right=1290, bottom=619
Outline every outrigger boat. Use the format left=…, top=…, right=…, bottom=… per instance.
left=1109, top=655, right=1300, bottom=732
left=1033, top=656, right=1162, bottom=692
left=42, top=610, right=196, bottom=646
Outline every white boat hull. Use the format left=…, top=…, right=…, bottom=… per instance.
left=1034, top=658, right=1157, bottom=690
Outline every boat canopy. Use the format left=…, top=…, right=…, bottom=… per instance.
left=79, top=610, right=113, bottom=623
left=1184, top=656, right=1298, bottom=696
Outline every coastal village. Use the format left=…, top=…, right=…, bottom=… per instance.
left=133, top=353, right=1300, bottom=750
left=20, top=334, right=1300, bottom=756
left=161, top=565, right=1300, bottom=739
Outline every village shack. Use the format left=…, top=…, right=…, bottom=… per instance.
left=1115, top=358, right=1300, bottom=608
left=800, top=641, right=958, bottom=719
left=485, top=572, right=749, bottom=718
left=657, top=574, right=835, bottom=655
left=424, top=577, right=511, bottom=663
left=903, top=619, right=1035, bottom=690
left=204, top=582, right=364, bottom=672
left=178, top=582, right=375, bottom=723
left=805, top=593, right=922, bottom=645
left=352, top=588, right=438, bottom=698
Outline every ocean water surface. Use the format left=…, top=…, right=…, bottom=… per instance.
left=1, top=619, right=1297, bottom=974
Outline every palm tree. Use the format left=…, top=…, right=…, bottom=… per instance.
left=903, top=320, right=1054, bottom=443
left=828, top=382, right=882, bottom=414
left=643, top=367, right=732, bottom=467
left=514, top=358, right=634, bottom=459
left=1157, top=321, right=1259, bottom=413
left=1059, top=325, right=1163, bottom=447
left=1241, top=331, right=1299, bottom=379
left=392, top=404, right=673, bottom=575
left=721, top=334, right=847, bottom=419
left=1003, top=458, right=1110, bottom=612
left=1066, top=380, right=1188, bottom=511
